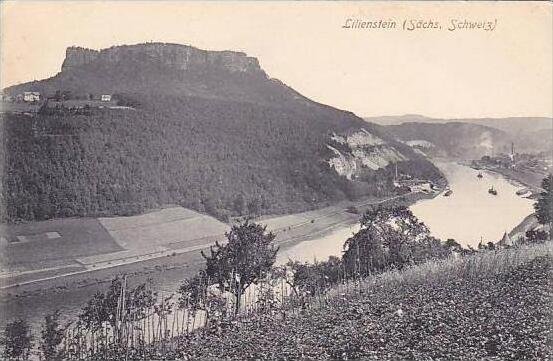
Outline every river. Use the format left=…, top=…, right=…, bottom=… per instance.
left=410, top=161, right=534, bottom=247
left=275, top=160, right=534, bottom=261
left=0, top=161, right=534, bottom=329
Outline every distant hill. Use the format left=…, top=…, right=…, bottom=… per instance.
left=382, top=122, right=513, bottom=159
left=366, top=114, right=552, bottom=134
left=1, top=43, right=441, bottom=223
left=371, top=115, right=552, bottom=158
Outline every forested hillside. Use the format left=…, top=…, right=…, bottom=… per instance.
left=1, top=43, right=441, bottom=223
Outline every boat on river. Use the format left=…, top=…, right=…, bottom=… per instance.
left=488, top=186, right=498, bottom=195
left=477, top=172, right=483, bottom=179
left=515, top=188, right=531, bottom=197
left=443, top=189, right=453, bottom=197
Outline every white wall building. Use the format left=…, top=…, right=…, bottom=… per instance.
left=23, top=92, right=40, bottom=102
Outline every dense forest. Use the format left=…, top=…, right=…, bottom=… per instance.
left=1, top=94, right=440, bottom=223
left=1, top=43, right=442, bottom=223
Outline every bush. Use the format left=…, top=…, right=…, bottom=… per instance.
left=284, top=256, right=342, bottom=297
left=78, top=276, right=156, bottom=330
left=40, top=310, right=65, bottom=361
left=1, top=319, right=33, bottom=361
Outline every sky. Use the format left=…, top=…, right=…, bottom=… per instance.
left=1, top=1, right=552, bottom=118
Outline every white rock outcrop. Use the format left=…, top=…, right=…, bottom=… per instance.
left=328, top=129, right=406, bottom=179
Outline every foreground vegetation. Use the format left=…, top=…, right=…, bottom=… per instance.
left=4, top=242, right=549, bottom=360
left=2, top=211, right=551, bottom=360
left=175, top=245, right=552, bottom=360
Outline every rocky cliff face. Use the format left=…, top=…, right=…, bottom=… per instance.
left=61, top=47, right=100, bottom=70
left=327, top=129, right=407, bottom=180
left=61, top=43, right=265, bottom=75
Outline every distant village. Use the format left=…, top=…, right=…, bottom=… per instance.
left=471, top=143, right=552, bottom=191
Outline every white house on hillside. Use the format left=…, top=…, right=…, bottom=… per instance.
left=101, top=94, right=112, bottom=102
left=23, top=92, right=40, bottom=102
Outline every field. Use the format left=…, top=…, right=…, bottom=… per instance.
left=175, top=243, right=553, bottom=360
left=98, top=207, right=229, bottom=250
left=0, top=217, right=121, bottom=272
left=0, top=207, right=229, bottom=289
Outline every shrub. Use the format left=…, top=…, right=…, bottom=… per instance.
left=40, top=310, right=65, bottom=361
left=1, top=319, right=33, bottom=361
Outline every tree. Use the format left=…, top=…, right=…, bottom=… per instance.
left=232, top=194, right=245, bottom=215
left=61, top=90, right=72, bottom=101
left=40, top=310, right=65, bottom=361
left=247, top=198, right=261, bottom=216
left=78, top=276, right=156, bottom=330
left=1, top=319, right=33, bottom=361
left=282, top=257, right=342, bottom=297
left=178, top=272, right=207, bottom=311
left=342, top=226, right=389, bottom=277
left=534, top=174, right=552, bottom=227
left=200, top=219, right=278, bottom=314
left=178, top=272, right=229, bottom=326
left=445, top=238, right=462, bottom=251
left=524, top=229, right=549, bottom=244
left=343, top=205, right=447, bottom=276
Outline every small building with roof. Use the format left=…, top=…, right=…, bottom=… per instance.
left=23, top=92, right=41, bottom=102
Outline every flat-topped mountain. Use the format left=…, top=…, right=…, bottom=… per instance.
left=61, top=44, right=262, bottom=73
left=1, top=43, right=441, bottom=223
left=5, top=42, right=311, bottom=107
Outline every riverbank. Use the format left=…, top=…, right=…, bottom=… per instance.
left=0, top=191, right=427, bottom=293
left=468, top=161, right=546, bottom=192
left=508, top=214, right=538, bottom=241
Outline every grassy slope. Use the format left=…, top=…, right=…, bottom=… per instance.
left=176, top=243, right=552, bottom=360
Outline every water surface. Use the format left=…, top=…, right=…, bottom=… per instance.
left=410, top=161, right=534, bottom=247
